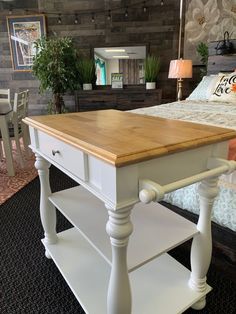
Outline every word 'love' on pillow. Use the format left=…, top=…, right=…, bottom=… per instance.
left=210, top=72, right=236, bottom=102
left=186, top=75, right=222, bottom=101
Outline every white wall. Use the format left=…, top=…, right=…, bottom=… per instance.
left=106, top=59, right=119, bottom=84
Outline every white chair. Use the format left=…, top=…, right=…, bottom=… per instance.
left=0, top=90, right=30, bottom=168
left=0, top=89, right=11, bottom=110
left=0, top=89, right=11, bottom=159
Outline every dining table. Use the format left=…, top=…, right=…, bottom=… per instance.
left=0, top=101, right=15, bottom=176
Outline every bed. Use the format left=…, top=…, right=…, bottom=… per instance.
left=131, top=57, right=236, bottom=279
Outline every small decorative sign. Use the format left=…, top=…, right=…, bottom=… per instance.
left=111, top=73, right=123, bottom=89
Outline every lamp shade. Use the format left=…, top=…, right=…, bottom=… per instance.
left=168, top=59, right=192, bottom=79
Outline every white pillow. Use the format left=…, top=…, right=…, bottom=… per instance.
left=187, top=75, right=222, bottom=101
left=210, top=72, right=236, bottom=102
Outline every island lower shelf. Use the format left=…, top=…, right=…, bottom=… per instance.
left=47, top=185, right=211, bottom=314
left=43, top=227, right=211, bottom=314
left=49, top=185, right=199, bottom=272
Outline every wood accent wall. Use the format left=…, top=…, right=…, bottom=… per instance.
left=0, top=0, right=182, bottom=115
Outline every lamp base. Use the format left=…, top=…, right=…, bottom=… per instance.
left=177, top=78, right=183, bottom=101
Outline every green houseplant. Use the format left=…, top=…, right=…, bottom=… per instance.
left=144, top=55, right=161, bottom=89
left=32, top=37, right=80, bottom=113
left=77, top=58, right=96, bottom=90
left=196, top=42, right=208, bottom=77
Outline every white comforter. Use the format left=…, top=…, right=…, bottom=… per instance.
left=131, top=100, right=236, bottom=231
left=131, top=100, right=236, bottom=129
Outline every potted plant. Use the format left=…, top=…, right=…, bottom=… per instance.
left=144, top=55, right=161, bottom=89
left=196, top=42, right=208, bottom=78
left=78, top=58, right=96, bottom=90
left=32, top=37, right=80, bottom=114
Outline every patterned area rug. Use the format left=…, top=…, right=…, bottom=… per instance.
left=0, top=142, right=38, bottom=205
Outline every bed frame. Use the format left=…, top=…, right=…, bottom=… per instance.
left=207, top=39, right=236, bottom=74
left=163, top=44, right=236, bottom=281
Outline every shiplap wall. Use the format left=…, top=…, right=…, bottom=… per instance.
left=0, top=0, right=182, bottom=115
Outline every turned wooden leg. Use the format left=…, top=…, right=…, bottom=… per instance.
left=15, top=134, right=25, bottom=168
left=106, top=205, right=133, bottom=314
left=0, top=116, right=14, bottom=176
left=22, top=124, right=31, bottom=157
left=189, top=177, right=219, bottom=310
left=35, top=153, right=58, bottom=258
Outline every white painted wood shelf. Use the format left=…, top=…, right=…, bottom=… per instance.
left=49, top=186, right=199, bottom=272
left=46, top=186, right=211, bottom=313
left=43, top=228, right=211, bottom=314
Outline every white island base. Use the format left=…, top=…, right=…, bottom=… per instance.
left=23, top=110, right=235, bottom=314
left=43, top=186, right=211, bottom=314
left=44, top=229, right=211, bottom=314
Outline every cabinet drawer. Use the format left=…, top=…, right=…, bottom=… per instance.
left=37, top=131, right=87, bottom=181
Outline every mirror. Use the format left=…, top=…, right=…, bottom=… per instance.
left=94, top=46, right=146, bottom=85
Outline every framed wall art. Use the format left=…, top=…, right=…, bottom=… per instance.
left=7, top=14, right=46, bottom=71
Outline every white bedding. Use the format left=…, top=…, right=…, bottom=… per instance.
left=131, top=100, right=236, bottom=231
left=131, top=100, right=236, bottom=129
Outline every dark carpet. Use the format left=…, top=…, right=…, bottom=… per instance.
left=1, top=166, right=235, bottom=314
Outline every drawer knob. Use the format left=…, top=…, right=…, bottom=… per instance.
left=52, top=150, right=60, bottom=156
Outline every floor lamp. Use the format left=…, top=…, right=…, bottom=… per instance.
left=168, top=59, right=192, bottom=101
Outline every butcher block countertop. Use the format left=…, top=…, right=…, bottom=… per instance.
left=23, top=109, right=236, bottom=167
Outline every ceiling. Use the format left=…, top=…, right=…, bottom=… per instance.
left=94, top=46, right=146, bottom=60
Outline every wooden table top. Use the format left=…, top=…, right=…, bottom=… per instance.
left=23, top=110, right=236, bottom=167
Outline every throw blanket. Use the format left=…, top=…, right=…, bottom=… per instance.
left=229, top=139, right=236, bottom=160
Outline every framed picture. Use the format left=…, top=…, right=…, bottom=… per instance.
left=7, top=14, right=46, bottom=71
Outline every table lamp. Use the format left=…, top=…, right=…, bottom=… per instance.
left=168, top=59, right=192, bottom=101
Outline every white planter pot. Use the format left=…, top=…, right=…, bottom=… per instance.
left=83, top=83, right=92, bottom=90
left=146, top=82, right=156, bottom=90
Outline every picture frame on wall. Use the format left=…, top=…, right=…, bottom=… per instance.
left=7, top=14, right=46, bottom=71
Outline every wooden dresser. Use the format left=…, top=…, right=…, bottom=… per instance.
left=75, top=85, right=162, bottom=112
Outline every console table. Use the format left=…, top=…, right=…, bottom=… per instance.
left=24, top=110, right=236, bottom=314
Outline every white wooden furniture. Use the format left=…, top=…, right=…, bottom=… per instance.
left=0, top=89, right=11, bottom=163
left=24, top=110, right=236, bottom=314
left=0, top=90, right=30, bottom=169
left=0, top=89, right=11, bottom=109
left=0, top=107, right=14, bottom=176
left=11, top=90, right=30, bottom=167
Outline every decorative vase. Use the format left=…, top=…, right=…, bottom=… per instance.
left=83, top=83, right=92, bottom=90
left=146, top=82, right=156, bottom=90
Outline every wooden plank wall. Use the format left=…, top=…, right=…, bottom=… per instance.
left=0, top=0, right=181, bottom=115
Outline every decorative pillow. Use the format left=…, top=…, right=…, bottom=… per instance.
left=210, top=72, right=236, bottom=102
left=187, top=75, right=222, bottom=101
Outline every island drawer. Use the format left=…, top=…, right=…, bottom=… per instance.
left=36, top=131, right=87, bottom=181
